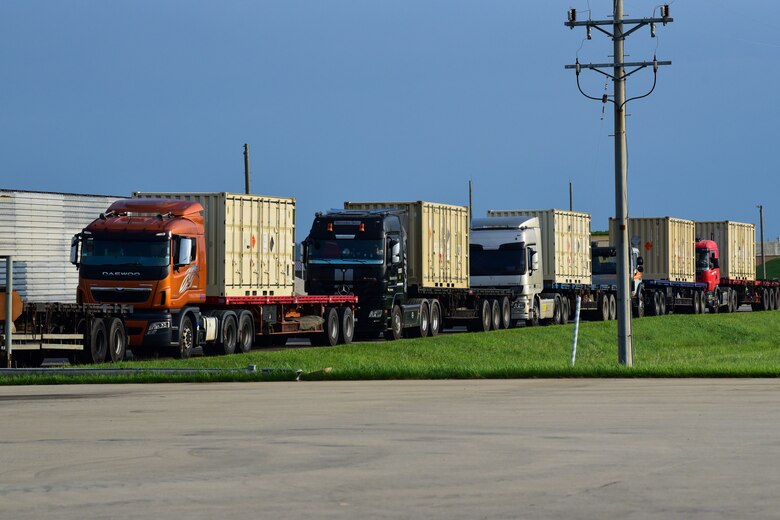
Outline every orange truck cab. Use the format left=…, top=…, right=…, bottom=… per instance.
left=71, top=199, right=207, bottom=351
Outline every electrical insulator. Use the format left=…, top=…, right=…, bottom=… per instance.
left=661, top=4, right=669, bottom=19
left=602, top=94, right=608, bottom=104
left=587, top=25, right=592, bottom=40
left=650, top=22, right=656, bottom=38
left=568, top=8, right=576, bottom=23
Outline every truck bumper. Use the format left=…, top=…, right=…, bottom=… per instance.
left=125, top=311, right=174, bottom=348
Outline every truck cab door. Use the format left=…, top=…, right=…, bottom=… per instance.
left=170, top=235, right=202, bottom=305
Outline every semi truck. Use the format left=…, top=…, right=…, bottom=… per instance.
left=2, top=193, right=359, bottom=366
left=471, top=209, right=643, bottom=325
left=695, top=221, right=780, bottom=312
left=303, top=201, right=514, bottom=339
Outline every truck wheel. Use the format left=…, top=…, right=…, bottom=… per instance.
left=500, top=296, right=512, bottom=328
left=429, top=300, right=442, bottom=336
left=774, top=288, right=780, bottom=310
left=691, top=291, right=700, bottom=314
left=709, top=289, right=719, bottom=314
left=490, top=299, right=501, bottom=330
left=85, top=318, right=108, bottom=364
left=338, top=307, right=355, bottom=344
left=478, top=299, right=492, bottom=332
left=319, top=307, right=340, bottom=346
left=648, top=292, right=660, bottom=316
left=236, top=311, right=254, bottom=353
left=608, top=294, right=617, bottom=320
left=762, top=289, right=771, bottom=311
left=105, top=317, right=127, bottom=363
left=526, top=299, right=540, bottom=327
left=551, top=296, right=562, bottom=325
left=176, top=315, right=195, bottom=359
left=599, top=295, right=610, bottom=321
left=659, top=294, right=667, bottom=315
left=732, top=290, right=740, bottom=312
left=220, top=313, right=238, bottom=355
left=634, top=290, right=645, bottom=318
left=384, top=305, right=403, bottom=341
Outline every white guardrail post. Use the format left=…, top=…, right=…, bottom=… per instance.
left=570, top=295, right=581, bottom=367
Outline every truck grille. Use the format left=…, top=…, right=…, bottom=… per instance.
left=91, top=287, right=151, bottom=304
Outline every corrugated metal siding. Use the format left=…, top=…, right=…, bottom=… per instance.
left=134, top=192, right=295, bottom=297
left=0, top=190, right=120, bottom=302
left=695, top=221, right=756, bottom=281
left=611, top=217, right=695, bottom=282
left=487, top=209, right=592, bottom=285
left=344, top=201, right=469, bottom=288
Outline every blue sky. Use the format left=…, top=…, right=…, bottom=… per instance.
left=2, top=1, right=778, bottom=240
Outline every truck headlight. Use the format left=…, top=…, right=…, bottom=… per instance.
left=368, top=309, right=383, bottom=319
left=146, top=320, right=172, bottom=335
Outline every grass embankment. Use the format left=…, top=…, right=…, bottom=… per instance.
left=3, top=311, right=780, bottom=384
left=757, top=257, right=780, bottom=279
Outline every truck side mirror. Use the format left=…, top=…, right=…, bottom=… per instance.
left=175, top=237, right=194, bottom=268
left=301, top=240, right=309, bottom=264
left=637, top=256, right=644, bottom=266
left=70, top=234, right=81, bottom=268
left=529, top=248, right=539, bottom=272
left=637, top=265, right=644, bottom=273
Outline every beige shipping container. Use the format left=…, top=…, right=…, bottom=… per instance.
left=487, top=209, right=592, bottom=285
left=134, top=192, right=295, bottom=297
left=344, top=201, right=469, bottom=289
left=695, top=221, right=756, bottom=281
left=610, top=217, right=695, bottom=282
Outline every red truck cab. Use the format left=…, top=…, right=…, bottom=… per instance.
left=695, top=239, right=720, bottom=293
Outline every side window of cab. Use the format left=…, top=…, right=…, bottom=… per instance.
left=174, top=236, right=197, bottom=267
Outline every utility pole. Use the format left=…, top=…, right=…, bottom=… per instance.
left=565, top=3, right=673, bottom=367
left=243, top=143, right=251, bottom=195
left=758, top=205, right=766, bottom=280
left=469, top=178, right=473, bottom=226
left=569, top=180, right=573, bottom=211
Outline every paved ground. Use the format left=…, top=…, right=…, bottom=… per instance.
left=1, top=379, right=779, bottom=519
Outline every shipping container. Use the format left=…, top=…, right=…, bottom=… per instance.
left=486, top=209, right=592, bottom=285
left=611, top=217, right=696, bottom=282
left=134, top=192, right=296, bottom=297
left=695, top=221, right=756, bottom=281
left=344, top=201, right=469, bottom=289
left=0, top=189, right=120, bottom=302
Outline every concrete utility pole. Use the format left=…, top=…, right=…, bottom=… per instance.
left=758, top=205, right=766, bottom=280
left=569, top=180, right=573, bottom=211
left=565, top=3, right=673, bottom=367
left=243, top=143, right=251, bottom=195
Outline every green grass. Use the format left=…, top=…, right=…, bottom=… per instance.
left=757, top=257, right=780, bottom=279
left=4, top=311, right=780, bottom=384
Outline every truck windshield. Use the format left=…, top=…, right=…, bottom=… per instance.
left=308, top=239, right=384, bottom=265
left=81, top=238, right=170, bottom=267
left=592, top=253, right=617, bottom=275
left=470, top=246, right=526, bottom=276
left=696, top=249, right=712, bottom=271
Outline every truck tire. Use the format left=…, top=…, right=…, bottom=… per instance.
left=608, top=294, right=617, bottom=321
left=85, top=318, right=108, bottom=364
left=659, top=293, right=666, bottom=315
left=550, top=296, right=562, bottom=325
left=526, top=299, right=540, bottom=327
left=237, top=311, right=254, bottom=353
left=219, top=313, right=238, bottom=355
left=774, top=288, right=780, bottom=310
left=500, top=296, right=512, bottom=328
left=315, top=307, right=340, bottom=346
left=731, top=290, right=740, bottom=312
left=384, top=305, right=403, bottom=341
left=176, top=315, right=195, bottom=359
left=478, top=299, right=492, bottom=332
left=598, top=295, right=610, bottom=321
left=692, top=291, right=701, bottom=314
left=648, top=292, right=660, bottom=316
left=105, top=317, right=127, bottom=363
left=634, top=290, right=645, bottom=318
left=338, top=306, right=355, bottom=344
left=762, top=289, right=771, bottom=311
left=429, top=300, right=441, bottom=336
left=490, top=299, right=501, bottom=330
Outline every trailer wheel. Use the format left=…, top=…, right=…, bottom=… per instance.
left=384, top=305, right=403, bottom=341
left=762, top=289, right=771, bottom=311
left=608, top=294, right=617, bottom=320
left=500, top=296, right=512, bottom=328
left=659, top=293, right=667, bottom=315
left=774, top=288, right=780, bottom=311
left=105, top=318, right=126, bottom=363
left=176, top=315, right=195, bottom=359
left=634, top=290, right=645, bottom=318
left=236, top=311, right=254, bottom=353
left=731, top=290, right=740, bottom=312
left=429, top=300, right=442, bottom=336
left=85, top=318, right=109, bottom=364
left=692, top=291, right=701, bottom=314
left=338, top=307, right=355, bottom=344
left=598, top=295, right=610, bottom=321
